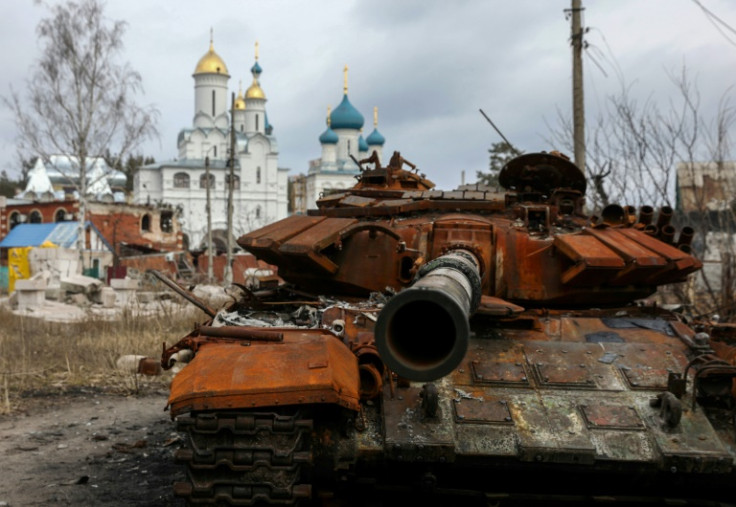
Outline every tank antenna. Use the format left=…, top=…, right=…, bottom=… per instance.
left=479, top=108, right=517, bottom=151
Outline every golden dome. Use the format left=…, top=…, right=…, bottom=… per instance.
left=193, top=39, right=229, bottom=76
left=234, top=81, right=246, bottom=110
left=234, top=93, right=246, bottom=110
left=245, top=78, right=266, bottom=100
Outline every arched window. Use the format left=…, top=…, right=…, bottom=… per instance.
left=213, top=146, right=217, bottom=157
left=226, top=174, right=240, bottom=190
left=160, top=210, right=173, bottom=233
left=29, top=210, right=42, bottom=223
left=54, top=208, right=67, bottom=222
left=173, top=172, right=190, bottom=188
left=256, top=114, right=259, bottom=131
left=212, top=90, right=216, bottom=116
left=347, top=140, right=351, bottom=155
left=256, top=167, right=261, bottom=184
left=200, top=173, right=215, bottom=189
left=141, top=213, right=151, bottom=232
left=9, top=211, right=20, bottom=229
left=255, top=206, right=261, bottom=219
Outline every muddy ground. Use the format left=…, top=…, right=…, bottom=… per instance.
left=0, top=388, right=183, bottom=506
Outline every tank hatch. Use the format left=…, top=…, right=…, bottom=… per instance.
left=499, top=151, right=586, bottom=194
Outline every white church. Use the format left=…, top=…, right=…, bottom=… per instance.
left=134, top=36, right=288, bottom=250
left=298, top=66, right=386, bottom=212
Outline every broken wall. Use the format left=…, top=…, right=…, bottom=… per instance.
left=88, top=202, right=183, bottom=254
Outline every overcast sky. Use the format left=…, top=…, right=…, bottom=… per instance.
left=2, top=0, right=735, bottom=190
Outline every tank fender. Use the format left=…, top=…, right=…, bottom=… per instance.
left=168, top=330, right=360, bottom=417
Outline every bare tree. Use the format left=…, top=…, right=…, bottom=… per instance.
left=548, top=68, right=736, bottom=318
left=5, top=0, right=157, bottom=254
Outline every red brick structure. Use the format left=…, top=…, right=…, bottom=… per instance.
left=87, top=202, right=183, bottom=255
left=198, top=253, right=274, bottom=284
left=0, top=197, right=79, bottom=240
left=0, top=197, right=182, bottom=256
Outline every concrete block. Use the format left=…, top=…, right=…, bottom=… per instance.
left=61, top=274, right=103, bottom=294
left=114, top=288, right=137, bottom=306
left=16, top=278, right=47, bottom=311
left=110, top=278, right=139, bottom=290
left=15, top=278, right=47, bottom=291
left=45, top=285, right=62, bottom=301
left=100, top=287, right=116, bottom=308
left=68, top=293, right=89, bottom=306
left=30, top=270, right=51, bottom=284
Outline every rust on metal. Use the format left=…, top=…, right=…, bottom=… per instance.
left=162, top=150, right=736, bottom=504
left=167, top=332, right=360, bottom=416
left=198, top=325, right=284, bottom=341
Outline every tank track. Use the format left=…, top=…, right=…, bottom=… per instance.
left=174, top=410, right=314, bottom=506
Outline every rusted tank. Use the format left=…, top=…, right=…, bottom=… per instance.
left=162, top=151, right=736, bottom=506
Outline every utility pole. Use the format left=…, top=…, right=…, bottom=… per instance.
left=224, top=92, right=236, bottom=285
left=570, top=0, right=586, bottom=174
left=205, top=155, right=213, bottom=283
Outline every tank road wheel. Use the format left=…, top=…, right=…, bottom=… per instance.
left=174, top=410, right=313, bottom=506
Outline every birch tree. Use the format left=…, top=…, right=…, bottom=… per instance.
left=5, top=0, right=157, bottom=253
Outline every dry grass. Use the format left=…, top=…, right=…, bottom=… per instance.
left=0, top=304, right=206, bottom=413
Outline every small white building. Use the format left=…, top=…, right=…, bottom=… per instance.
left=19, top=155, right=126, bottom=202
left=134, top=37, right=288, bottom=249
left=300, top=67, right=386, bottom=212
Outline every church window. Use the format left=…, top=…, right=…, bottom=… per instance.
left=54, top=208, right=67, bottom=222
left=200, top=173, right=215, bottom=189
left=141, top=213, right=151, bottom=232
left=9, top=211, right=20, bottom=229
left=29, top=210, right=42, bottom=223
left=256, top=114, right=259, bottom=131
left=256, top=167, right=261, bottom=184
left=347, top=140, right=351, bottom=155
left=240, top=125, right=244, bottom=132
left=255, top=206, right=261, bottom=219
left=160, top=210, right=173, bottom=233
left=226, top=174, right=240, bottom=190
left=212, top=90, right=216, bottom=116
left=173, top=172, right=190, bottom=188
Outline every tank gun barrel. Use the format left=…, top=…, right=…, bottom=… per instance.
left=375, top=250, right=482, bottom=382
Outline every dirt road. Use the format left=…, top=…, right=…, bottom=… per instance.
left=0, top=389, right=183, bottom=506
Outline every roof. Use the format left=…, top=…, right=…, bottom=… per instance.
left=0, top=223, right=58, bottom=248
left=0, top=221, right=113, bottom=251
left=366, top=128, right=386, bottom=146
left=193, top=41, right=229, bottom=76
left=319, top=126, right=339, bottom=144
left=43, top=154, right=126, bottom=189
left=143, top=158, right=240, bottom=171
left=330, top=94, right=364, bottom=130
